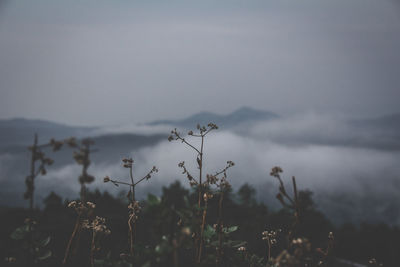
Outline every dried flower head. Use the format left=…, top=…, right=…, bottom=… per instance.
left=292, top=238, right=305, bottom=245
left=262, top=229, right=281, bottom=245
left=128, top=201, right=141, bottom=223
left=86, top=201, right=96, bottom=209
left=181, top=227, right=191, bottom=236
left=270, top=166, right=283, bottom=177
left=203, top=192, right=213, bottom=202
left=227, top=160, right=235, bottom=167
left=328, top=232, right=334, bottom=240
left=206, top=174, right=218, bottom=184
left=83, top=216, right=111, bottom=235
left=65, top=137, right=77, bottom=147
left=67, top=201, right=78, bottom=209
left=50, top=138, right=64, bottom=151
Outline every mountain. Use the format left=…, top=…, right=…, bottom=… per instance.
left=0, top=118, right=95, bottom=148
left=148, top=107, right=279, bottom=129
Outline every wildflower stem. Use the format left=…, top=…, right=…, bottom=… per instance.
left=29, top=133, right=38, bottom=212
left=63, top=213, right=82, bottom=265
left=90, top=231, right=96, bottom=267
left=129, top=164, right=136, bottom=267
left=197, top=200, right=208, bottom=263
left=198, top=135, right=204, bottom=208
left=216, top=191, right=224, bottom=267
left=175, top=133, right=201, bottom=155
left=196, top=135, right=205, bottom=263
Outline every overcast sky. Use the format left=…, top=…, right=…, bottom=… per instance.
left=0, top=0, right=399, bottom=126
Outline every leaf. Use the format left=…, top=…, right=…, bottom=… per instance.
left=141, top=262, right=152, bottom=267
left=10, top=226, right=28, bottom=240
left=231, top=241, right=247, bottom=248
left=38, top=236, right=51, bottom=247
left=94, top=259, right=105, bottom=265
left=147, top=194, right=161, bottom=206
left=183, top=196, right=190, bottom=207
left=203, top=225, right=216, bottom=241
left=223, top=226, right=238, bottom=234
left=38, top=250, right=52, bottom=261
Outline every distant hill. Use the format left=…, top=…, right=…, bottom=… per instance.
left=0, top=118, right=94, bottom=147
left=148, top=107, right=279, bottom=129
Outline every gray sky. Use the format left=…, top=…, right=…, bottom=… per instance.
left=1, top=0, right=400, bottom=126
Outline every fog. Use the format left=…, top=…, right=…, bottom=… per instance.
left=24, top=113, right=400, bottom=225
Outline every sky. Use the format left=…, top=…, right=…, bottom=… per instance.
left=0, top=0, right=400, bottom=126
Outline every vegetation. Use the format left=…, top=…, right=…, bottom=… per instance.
left=0, top=124, right=398, bottom=267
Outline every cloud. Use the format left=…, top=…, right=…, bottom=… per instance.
left=1, top=113, right=399, bottom=223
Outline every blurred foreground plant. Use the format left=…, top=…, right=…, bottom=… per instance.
left=62, top=138, right=97, bottom=266
left=104, top=158, right=158, bottom=266
left=8, top=218, right=52, bottom=266
left=169, top=123, right=241, bottom=265
left=25, top=134, right=64, bottom=212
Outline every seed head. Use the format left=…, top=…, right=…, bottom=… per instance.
left=270, top=166, right=283, bottom=177
left=86, top=202, right=96, bottom=209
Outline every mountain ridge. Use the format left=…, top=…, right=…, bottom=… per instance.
left=148, top=106, right=279, bottom=128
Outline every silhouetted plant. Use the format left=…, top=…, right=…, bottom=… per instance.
left=63, top=201, right=96, bottom=265
left=23, top=134, right=64, bottom=266
left=261, top=228, right=281, bottom=263
left=82, top=216, right=111, bottom=267
left=270, top=166, right=300, bottom=244
left=72, top=138, right=96, bottom=202
left=316, top=232, right=335, bottom=267
left=169, top=123, right=240, bottom=265
left=25, top=134, right=64, bottom=212
left=104, top=158, right=158, bottom=266
left=9, top=218, right=52, bottom=265
left=62, top=138, right=96, bottom=266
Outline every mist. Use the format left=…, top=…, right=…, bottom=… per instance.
left=10, top=113, right=396, bottom=225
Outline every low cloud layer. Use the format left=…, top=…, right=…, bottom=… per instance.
left=0, top=114, right=400, bottom=224
left=16, top=113, right=398, bottom=225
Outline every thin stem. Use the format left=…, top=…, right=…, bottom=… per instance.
left=90, top=231, right=96, bottom=267
left=29, top=134, right=38, bottom=212
left=134, top=168, right=155, bottom=186
left=129, top=166, right=135, bottom=267
left=196, top=135, right=205, bottom=263
left=216, top=192, right=224, bottom=267
left=202, top=128, right=214, bottom=137
left=129, top=166, right=134, bottom=189
left=197, top=200, right=208, bottom=264
left=176, top=134, right=201, bottom=155
left=27, top=134, right=38, bottom=267
left=198, top=136, right=204, bottom=208
left=276, top=175, right=295, bottom=206
left=63, top=213, right=82, bottom=265
left=111, top=180, right=133, bottom=186
left=266, top=239, right=271, bottom=266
